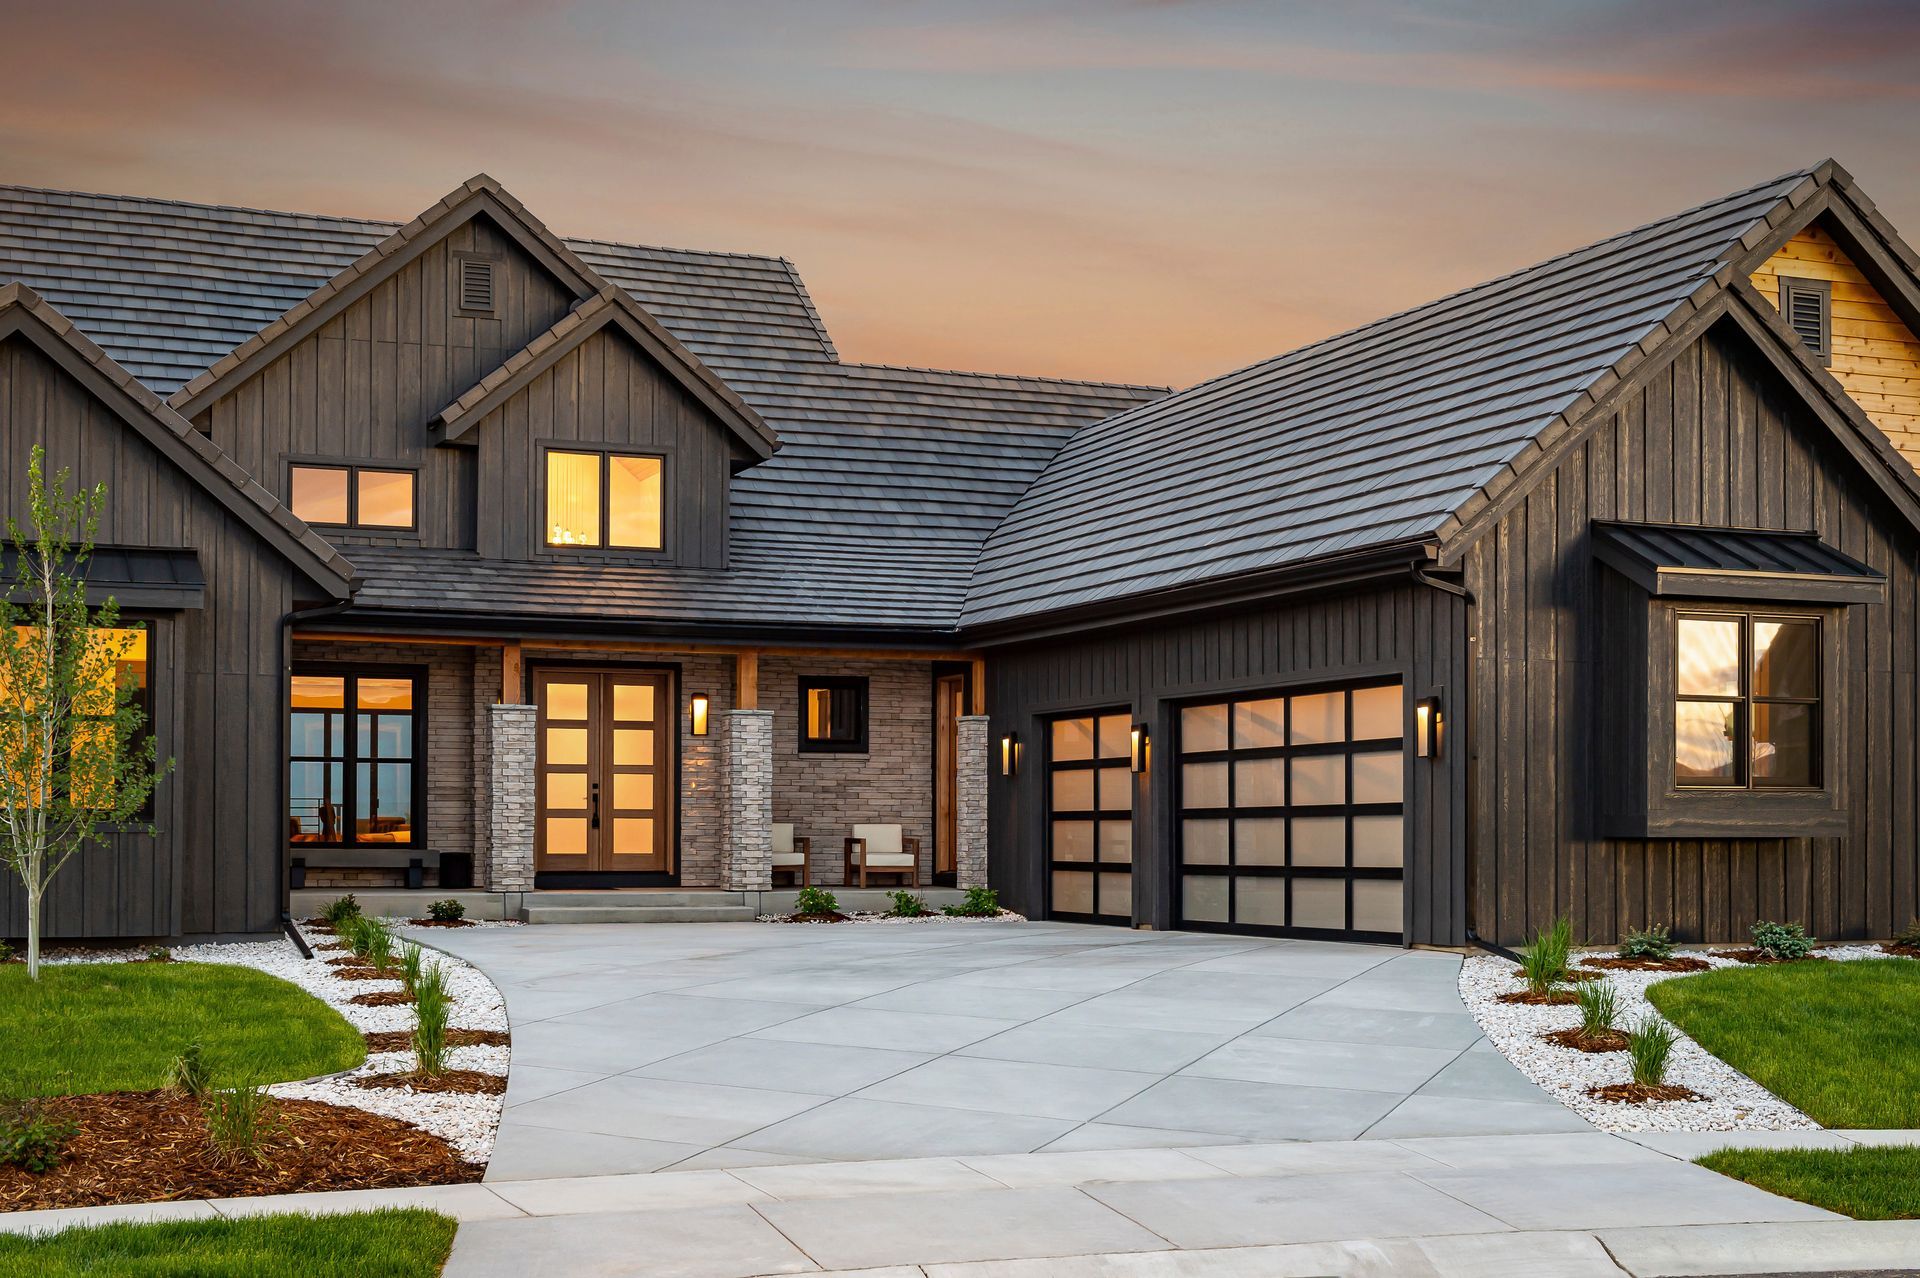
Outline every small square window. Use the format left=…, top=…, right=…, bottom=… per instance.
left=290, top=463, right=414, bottom=531
left=799, top=676, right=868, bottom=753
left=544, top=449, right=663, bottom=551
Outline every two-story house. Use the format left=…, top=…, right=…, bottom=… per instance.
left=4, top=159, right=1920, bottom=947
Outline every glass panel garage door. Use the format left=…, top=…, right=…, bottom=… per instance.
left=1177, top=681, right=1404, bottom=941
left=1047, top=711, right=1134, bottom=925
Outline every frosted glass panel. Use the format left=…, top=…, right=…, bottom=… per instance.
left=613, top=729, right=655, bottom=767
left=1052, top=870, right=1095, bottom=914
left=1290, top=692, right=1344, bottom=744
left=1291, top=816, right=1345, bottom=866
left=1099, top=822, right=1133, bottom=864
left=1181, top=703, right=1229, bottom=753
left=1052, top=717, right=1095, bottom=762
left=613, top=773, right=654, bottom=811
left=545, top=682, right=589, bottom=720
left=1183, top=761, right=1229, bottom=809
left=1097, top=715, right=1133, bottom=760
left=1291, top=878, right=1345, bottom=930
left=546, top=773, right=587, bottom=810
left=612, top=818, right=654, bottom=855
left=1233, top=756, right=1285, bottom=807
left=1052, top=820, right=1095, bottom=861
left=1235, top=817, right=1287, bottom=866
left=1098, top=767, right=1133, bottom=812
left=1183, top=875, right=1228, bottom=922
left=1353, top=815, right=1403, bottom=867
left=1052, top=769, right=1095, bottom=812
left=1233, top=698, right=1285, bottom=749
left=545, top=817, right=587, bottom=856
left=1291, top=756, right=1344, bottom=805
left=1098, top=872, right=1133, bottom=918
left=1351, top=684, right=1402, bottom=741
left=612, top=682, right=655, bottom=723
left=1352, top=879, right=1403, bottom=934
left=546, top=727, right=587, bottom=766
left=1183, top=818, right=1229, bottom=865
left=1351, top=752, right=1403, bottom=804
left=1237, top=878, right=1288, bottom=926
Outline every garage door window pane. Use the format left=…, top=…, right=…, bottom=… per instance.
left=1096, top=715, right=1132, bottom=761
left=1352, top=815, right=1403, bottom=868
left=1184, top=818, right=1228, bottom=864
left=1291, top=878, right=1345, bottom=930
left=1290, top=692, right=1344, bottom=744
left=1052, top=871, right=1094, bottom=915
left=1181, top=703, right=1229, bottom=753
left=1098, top=767, right=1133, bottom=812
left=1351, top=684, right=1402, bottom=741
left=1052, top=820, right=1095, bottom=861
left=1184, top=875, right=1228, bottom=922
left=1232, top=698, right=1285, bottom=749
left=1351, top=751, right=1403, bottom=804
left=1098, top=822, right=1133, bottom=864
left=1290, top=816, right=1344, bottom=866
left=1352, top=880, right=1402, bottom=934
left=1237, top=878, right=1287, bottom=926
left=1291, top=756, right=1344, bottom=805
left=1098, top=872, right=1132, bottom=919
left=1233, top=756, right=1285, bottom=807
left=1052, top=718, right=1095, bottom=762
left=1183, top=761, right=1229, bottom=809
left=1235, top=816, right=1286, bottom=866
left=1052, top=770, right=1094, bottom=812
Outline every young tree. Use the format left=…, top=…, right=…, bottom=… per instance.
left=0, top=447, right=167, bottom=978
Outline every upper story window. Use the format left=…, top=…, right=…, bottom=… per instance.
left=291, top=463, right=415, bottom=531
left=545, top=449, right=662, bottom=551
left=1675, top=613, right=1821, bottom=790
left=799, top=675, right=868, bottom=754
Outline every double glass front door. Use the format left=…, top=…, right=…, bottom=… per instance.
left=535, top=669, right=674, bottom=879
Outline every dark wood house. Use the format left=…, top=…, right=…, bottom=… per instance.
left=4, top=160, right=1919, bottom=946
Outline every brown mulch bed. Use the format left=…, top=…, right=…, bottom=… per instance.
left=406, top=918, right=477, bottom=928
left=363, top=1028, right=509, bottom=1052
left=1882, top=943, right=1920, bottom=958
left=1719, top=949, right=1828, bottom=965
left=1496, top=989, right=1581, bottom=1005
left=1580, top=956, right=1712, bottom=973
left=349, top=989, right=415, bottom=1007
left=0, top=1089, right=479, bottom=1212
left=1586, top=1082, right=1707, bottom=1104
left=1542, top=1027, right=1630, bottom=1053
left=780, top=911, right=851, bottom=923
left=1510, top=967, right=1601, bottom=983
left=352, top=1070, right=507, bottom=1096
left=333, top=969, right=400, bottom=983
left=324, top=954, right=366, bottom=967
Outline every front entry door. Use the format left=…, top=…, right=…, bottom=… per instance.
left=535, top=669, right=674, bottom=882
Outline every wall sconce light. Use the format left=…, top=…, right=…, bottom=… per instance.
left=1130, top=723, right=1150, bottom=773
left=1415, top=691, right=1443, bottom=760
left=1000, top=732, right=1019, bottom=777
left=690, top=694, right=710, bottom=737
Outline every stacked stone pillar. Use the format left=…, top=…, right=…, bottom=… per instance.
left=722, top=709, right=774, bottom=891
left=956, top=714, right=990, bottom=889
left=487, top=703, right=536, bottom=892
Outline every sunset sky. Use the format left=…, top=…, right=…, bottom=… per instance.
left=4, top=1, right=1917, bottom=387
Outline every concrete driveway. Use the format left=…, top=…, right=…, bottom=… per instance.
left=420, top=920, right=1589, bottom=1181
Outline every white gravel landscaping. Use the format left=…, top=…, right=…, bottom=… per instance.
left=1461, top=945, right=1911, bottom=1135
left=755, top=909, right=1029, bottom=925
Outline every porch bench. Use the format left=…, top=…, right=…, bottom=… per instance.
left=290, top=849, right=434, bottom=890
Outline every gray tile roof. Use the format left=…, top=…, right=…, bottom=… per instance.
left=964, top=168, right=1825, bottom=627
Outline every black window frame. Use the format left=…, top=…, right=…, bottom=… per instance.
left=1673, top=610, right=1823, bottom=792
left=797, top=675, right=868, bottom=754
left=287, top=460, right=419, bottom=534
left=72, top=619, right=157, bottom=824
left=1778, top=275, right=1832, bottom=366
left=287, top=664, right=427, bottom=850
left=539, top=445, right=669, bottom=556
left=1042, top=708, right=1135, bottom=926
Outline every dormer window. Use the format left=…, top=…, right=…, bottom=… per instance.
left=291, top=462, right=415, bottom=530
left=544, top=449, right=663, bottom=551
left=1778, top=276, right=1831, bottom=365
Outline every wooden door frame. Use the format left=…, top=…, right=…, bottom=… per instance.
left=932, top=668, right=968, bottom=885
left=531, top=660, right=682, bottom=888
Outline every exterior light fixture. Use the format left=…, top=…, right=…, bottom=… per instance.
left=1130, top=722, right=1150, bottom=773
left=1000, top=731, right=1019, bottom=777
left=690, top=694, right=710, bottom=737
left=1415, top=692, right=1443, bottom=760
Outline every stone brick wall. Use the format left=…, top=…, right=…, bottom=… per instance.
left=673, top=655, right=733, bottom=887
left=721, top=710, right=773, bottom=890
left=488, top=703, right=535, bottom=891
left=764, top=657, right=934, bottom=884
left=956, top=714, right=990, bottom=889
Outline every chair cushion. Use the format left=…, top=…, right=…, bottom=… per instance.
left=771, top=823, right=795, bottom=856
left=771, top=851, right=805, bottom=867
left=851, top=823, right=904, bottom=855
left=852, top=851, right=916, bottom=868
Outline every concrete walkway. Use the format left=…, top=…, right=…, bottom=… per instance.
left=419, top=920, right=1588, bottom=1179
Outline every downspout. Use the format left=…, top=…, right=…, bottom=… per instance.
left=1409, top=562, right=1479, bottom=949
left=279, top=600, right=355, bottom=938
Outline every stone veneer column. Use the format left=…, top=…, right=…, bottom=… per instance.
left=722, top=709, right=774, bottom=891
left=488, top=704, right=536, bottom=892
left=956, top=714, right=991, bottom=889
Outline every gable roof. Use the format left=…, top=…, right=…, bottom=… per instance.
left=433, top=285, right=777, bottom=460
left=0, top=283, right=357, bottom=599
left=963, top=164, right=1864, bottom=629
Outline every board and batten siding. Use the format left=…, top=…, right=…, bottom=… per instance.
left=1, top=335, right=315, bottom=937
left=985, top=583, right=1468, bottom=945
left=1462, top=320, right=1920, bottom=947
left=1751, top=224, right=1920, bottom=466
left=192, top=215, right=577, bottom=552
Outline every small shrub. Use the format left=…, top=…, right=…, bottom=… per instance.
left=0, top=1101, right=79, bottom=1173
left=1519, top=916, right=1574, bottom=996
left=885, top=890, right=929, bottom=918
left=1893, top=918, right=1920, bottom=948
left=794, top=886, right=840, bottom=917
left=1619, top=924, right=1675, bottom=961
left=427, top=898, right=466, bottom=923
left=412, top=964, right=451, bottom=1077
left=167, top=1042, right=210, bottom=1099
left=337, top=914, right=372, bottom=957
left=320, top=894, right=363, bottom=927
left=203, top=1084, right=283, bottom=1166
left=145, top=945, right=170, bottom=962
left=1627, top=1017, right=1679, bottom=1087
left=0, top=939, right=15, bottom=962
left=1575, top=979, right=1620, bottom=1037
left=943, top=886, right=1002, bottom=918
left=400, top=941, right=425, bottom=994
left=1751, top=920, right=1815, bottom=961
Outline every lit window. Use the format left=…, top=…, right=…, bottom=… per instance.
left=291, top=464, right=414, bottom=530
left=1675, top=613, right=1820, bottom=789
left=798, top=676, right=867, bottom=753
left=288, top=668, right=420, bottom=846
left=4, top=626, right=150, bottom=812
left=546, top=450, right=663, bottom=550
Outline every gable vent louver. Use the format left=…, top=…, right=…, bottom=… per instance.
left=458, top=257, right=496, bottom=314
left=1779, top=277, right=1830, bottom=365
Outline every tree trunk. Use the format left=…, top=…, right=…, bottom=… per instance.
left=25, top=883, right=40, bottom=980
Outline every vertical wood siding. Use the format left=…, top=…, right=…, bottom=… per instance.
left=985, top=583, right=1468, bottom=945
left=1466, top=321, right=1920, bottom=946
left=1, top=336, right=306, bottom=937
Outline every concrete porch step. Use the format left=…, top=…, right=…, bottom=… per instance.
left=520, top=899, right=759, bottom=925
left=527, top=890, right=748, bottom=909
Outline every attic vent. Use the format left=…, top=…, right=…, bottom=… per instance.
left=1779, top=276, right=1831, bottom=365
left=455, top=255, right=496, bottom=316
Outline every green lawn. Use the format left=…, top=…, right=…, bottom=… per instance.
left=0, top=961, right=365, bottom=1097
left=1697, top=1146, right=1920, bottom=1220
left=1645, top=958, right=1920, bottom=1128
left=0, top=1208, right=455, bottom=1277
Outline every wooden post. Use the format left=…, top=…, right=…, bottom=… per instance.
left=970, top=657, right=987, bottom=715
left=501, top=642, right=523, bottom=703
left=736, top=650, right=759, bottom=711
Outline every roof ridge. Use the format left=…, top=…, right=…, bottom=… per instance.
left=834, top=358, right=1169, bottom=396
left=564, top=232, right=796, bottom=266
left=779, top=257, right=840, bottom=362
left=0, top=180, right=397, bottom=230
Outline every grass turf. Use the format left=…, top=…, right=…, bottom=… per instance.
left=1644, top=958, right=1920, bottom=1128
left=1697, top=1146, right=1920, bottom=1220
left=0, top=961, right=365, bottom=1097
left=0, top=1208, right=456, bottom=1276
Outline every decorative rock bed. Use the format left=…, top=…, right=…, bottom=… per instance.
left=1461, top=944, right=1910, bottom=1135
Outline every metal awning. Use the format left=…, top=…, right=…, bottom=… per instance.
left=2, top=545, right=204, bottom=609
left=1592, top=521, right=1885, bottom=605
